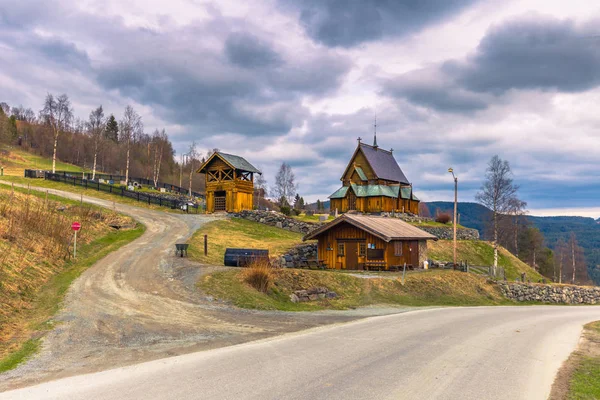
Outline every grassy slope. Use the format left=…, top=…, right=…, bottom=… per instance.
left=0, top=146, right=83, bottom=176
left=188, top=218, right=306, bottom=265
left=567, top=321, right=600, bottom=399
left=428, top=240, right=543, bottom=281
left=0, top=186, right=145, bottom=372
left=199, top=269, right=505, bottom=312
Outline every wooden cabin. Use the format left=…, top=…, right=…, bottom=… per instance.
left=329, top=137, right=420, bottom=214
left=197, top=152, right=261, bottom=213
left=304, top=214, right=436, bottom=270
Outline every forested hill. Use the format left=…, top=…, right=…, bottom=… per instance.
left=425, top=201, right=600, bottom=284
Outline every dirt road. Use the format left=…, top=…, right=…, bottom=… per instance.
left=0, top=185, right=378, bottom=391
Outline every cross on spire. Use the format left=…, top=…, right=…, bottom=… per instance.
left=373, top=115, right=378, bottom=148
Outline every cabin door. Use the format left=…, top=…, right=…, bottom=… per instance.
left=345, top=242, right=359, bottom=270
left=409, top=241, right=418, bottom=267
left=347, top=192, right=356, bottom=211
left=214, top=191, right=226, bottom=212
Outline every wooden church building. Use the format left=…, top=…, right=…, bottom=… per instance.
left=329, top=135, right=420, bottom=214
left=197, top=152, right=261, bottom=213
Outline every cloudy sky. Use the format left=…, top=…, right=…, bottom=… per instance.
left=2, top=0, right=600, bottom=216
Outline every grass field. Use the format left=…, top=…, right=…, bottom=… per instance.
left=566, top=321, right=600, bottom=399
left=0, top=176, right=202, bottom=214
left=0, top=185, right=145, bottom=372
left=292, top=214, right=334, bottom=223
left=188, top=218, right=305, bottom=265
left=198, top=268, right=506, bottom=311
left=0, top=146, right=83, bottom=176
left=428, top=240, right=543, bottom=281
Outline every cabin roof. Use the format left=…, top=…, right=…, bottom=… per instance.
left=197, top=152, right=261, bottom=174
left=358, top=143, right=409, bottom=184
left=303, top=214, right=437, bottom=242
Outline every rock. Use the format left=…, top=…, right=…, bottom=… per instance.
left=290, top=294, right=300, bottom=303
left=325, top=292, right=337, bottom=299
left=308, top=294, right=319, bottom=301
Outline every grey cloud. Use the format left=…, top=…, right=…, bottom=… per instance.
left=36, top=38, right=90, bottom=70
left=455, top=16, right=600, bottom=93
left=383, top=15, right=600, bottom=114
left=225, top=32, right=282, bottom=68
left=282, top=0, right=479, bottom=48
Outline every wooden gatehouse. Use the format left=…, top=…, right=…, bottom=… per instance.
left=329, top=135, right=420, bottom=214
left=197, top=152, right=261, bottom=213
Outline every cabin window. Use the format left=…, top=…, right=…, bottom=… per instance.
left=359, top=243, right=366, bottom=256
left=337, top=243, right=345, bottom=256
left=394, top=241, right=403, bottom=256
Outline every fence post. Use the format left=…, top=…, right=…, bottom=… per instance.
left=204, top=234, right=208, bottom=256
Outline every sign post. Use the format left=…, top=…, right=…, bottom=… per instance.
left=72, top=222, right=81, bottom=258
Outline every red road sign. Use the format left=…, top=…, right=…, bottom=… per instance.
left=72, top=222, right=81, bottom=231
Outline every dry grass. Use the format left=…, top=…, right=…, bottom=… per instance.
left=0, top=146, right=83, bottom=176
left=0, top=185, right=135, bottom=359
left=241, top=259, right=274, bottom=293
left=188, top=218, right=305, bottom=265
left=428, top=240, right=543, bottom=281
left=199, top=268, right=506, bottom=311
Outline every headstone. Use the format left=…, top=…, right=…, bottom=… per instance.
left=128, top=185, right=135, bottom=191
left=319, top=215, right=327, bottom=222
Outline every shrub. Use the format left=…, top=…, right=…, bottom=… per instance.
left=435, top=213, right=452, bottom=224
left=305, top=210, right=314, bottom=216
left=242, top=259, right=273, bottom=293
left=280, top=206, right=291, bottom=216
left=292, top=208, right=301, bottom=216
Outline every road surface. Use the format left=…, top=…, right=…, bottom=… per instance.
left=3, top=306, right=600, bottom=400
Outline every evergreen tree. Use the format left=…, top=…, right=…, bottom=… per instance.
left=105, top=114, right=119, bottom=143
left=8, top=115, right=18, bottom=139
left=316, top=199, right=322, bottom=211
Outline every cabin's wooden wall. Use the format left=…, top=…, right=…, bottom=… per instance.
left=315, top=221, right=420, bottom=269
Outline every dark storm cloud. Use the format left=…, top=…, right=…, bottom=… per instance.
left=455, top=17, right=600, bottom=93
left=281, top=0, right=479, bottom=47
left=225, top=32, right=282, bottom=68
left=383, top=15, right=600, bottom=114
left=36, top=38, right=90, bottom=69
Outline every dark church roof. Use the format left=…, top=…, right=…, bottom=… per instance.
left=357, top=143, right=409, bottom=184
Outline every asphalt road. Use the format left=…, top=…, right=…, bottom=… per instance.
left=3, top=306, right=600, bottom=400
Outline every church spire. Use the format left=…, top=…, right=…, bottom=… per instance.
left=373, top=115, right=378, bottom=149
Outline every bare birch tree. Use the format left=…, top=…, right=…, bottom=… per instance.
left=40, top=93, right=73, bottom=173
left=87, top=105, right=105, bottom=180
left=119, top=105, right=143, bottom=184
left=188, top=141, right=197, bottom=197
left=475, top=155, right=521, bottom=275
left=152, top=129, right=167, bottom=187
left=273, top=162, right=297, bottom=205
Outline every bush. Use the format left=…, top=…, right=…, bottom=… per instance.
left=305, top=210, right=314, bottom=216
left=292, top=208, right=301, bottom=216
left=280, top=206, right=291, bottom=216
left=435, top=213, right=452, bottom=224
left=242, top=259, right=273, bottom=293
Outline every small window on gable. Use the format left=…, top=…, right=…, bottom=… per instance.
left=359, top=243, right=366, bottom=256
left=338, top=243, right=345, bottom=256
left=394, top=241, right=403, bottom=256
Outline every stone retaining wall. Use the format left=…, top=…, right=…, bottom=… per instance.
left=499, top=282, right=600, bottom=304
left=290, top=287, right=338, bottom=303
left=418, top=226, right=480, bottom=240
left=281, top=243, right=318, bottom=268
left=229, top=210, right=319, bottom=235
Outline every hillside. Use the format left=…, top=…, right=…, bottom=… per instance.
left=0, top=185, right=143, bottom=369
left=427, top=240, right=543, bottom=281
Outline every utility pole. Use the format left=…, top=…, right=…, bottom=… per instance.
left=448, top=168, right=458, bottom=270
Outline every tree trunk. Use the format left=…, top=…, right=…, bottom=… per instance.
left=52, top=130, right=59, bottom=174
left=92, top=141, right=98, bottom=180
left=572, top=241, right=576, bottom=285
left=188, top=159, right=193, bottom=197
left=125, top=142, right=130, bottom=184
left=493, top=211, right=498, bottom=275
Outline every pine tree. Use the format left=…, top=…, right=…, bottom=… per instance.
left=105, top=114, right=119, bottom=143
